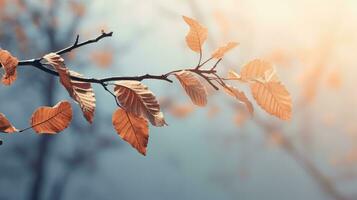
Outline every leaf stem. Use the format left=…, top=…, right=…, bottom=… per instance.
left=100, top=82, right=122, bottom=108
left=196, top=48, right=203, bottom=68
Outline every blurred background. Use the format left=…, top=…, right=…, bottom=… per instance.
left=1, top=0, right=357, bottom=200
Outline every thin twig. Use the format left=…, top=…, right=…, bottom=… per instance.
left=198, top=57, right=213, bottom=67
left=211, top=58, right=222, bottom=70
left=211, top=72, right=226, bottom=86
left=56, top=31, right=113, bottom=55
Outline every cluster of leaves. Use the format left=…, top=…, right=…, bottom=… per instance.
left=0, top=16, right=292, bottom=155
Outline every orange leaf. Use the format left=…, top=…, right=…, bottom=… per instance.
left=183, top=16, right=208, bottom=53
left=251, top=81, right=292, bottom=120
left=30, top=101, right=73, bottom=134
left=0, top=49, right=19, bottom=85
left=240, top=59, right=279, bottom=82
left=240, top=59, right=292, bottom=119
left=0, top=113, right=18, bottom=133
left=174, top=70, right=207, bottom=107
left=112, top=108, right=149, bottom=155
left=43, top=53, right=96, bottom=123
left=114, top=81, right=166, bottom=127
left=212, top=42, right=238, bottom=59
left=223, top=84, right=254, bottom=114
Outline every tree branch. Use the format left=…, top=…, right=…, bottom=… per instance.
left=18, top=31, right=113, bottom=64
left=16, top=31, right=223, bottom=90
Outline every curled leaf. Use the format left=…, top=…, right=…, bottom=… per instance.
left=212, top=42, right=239, bottom=59
left=174, top=70, right=207, bottom=107
left=112, top=108, right=149, bottom=156
left=183, top=16, right=208, bottom=53
left=114, top=81, right=166, bottom=127
left=63, top=71, right=96, bottom=123
left=251, top=82, right=292, bottom=120
left=223, top=85, right=254, bottom=114
left=43, top=53, right=96, bottom=123
left=240, top=59, right=279, bottom=82
left=30, top=101, right=73, bottom=134
left=0, top=113, right=18, bottom=133
left=0, top=49, right=19, bottom=85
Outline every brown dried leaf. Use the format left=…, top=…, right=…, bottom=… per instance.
left=0, top=49, right=19, bottom=85
left=0, top=113, right=18, bottom=133
left=212, top=42, right=238, bottom=59
left=30, top=101, right=73, bottom=134
left=251, top=81, right=292, bottom=120
left=174, top=70, right=207, bottom=107
left=183, top=16, right=208, bottom=53
left=114, top=81, right=166, bottom=127
left=63, top=70, right=96, bottom=123
left=43, top=53, right=96, bottom=123
left=112, top=108, right=149, bottom=155
left=240, top=59, right=279, bottom=82
left=223, top=85, right=254, bottom=114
